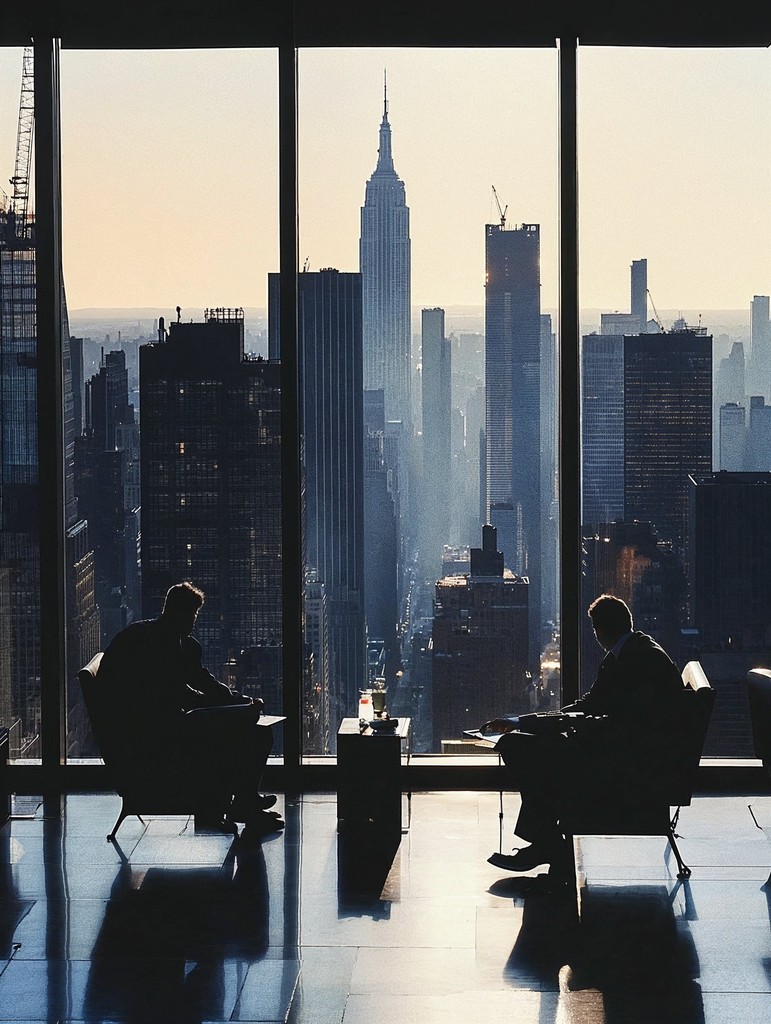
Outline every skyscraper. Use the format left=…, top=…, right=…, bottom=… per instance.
left=747, top=395, right=771, bottom=471
left=75, top=348, right=140, bottom=644
left=420, top=307, right=451, bottom=576
left=359, top=81, right=412, bottom=654
left=749, top=295, right=770, bottom=400
left=431, top=524, right=530, bottom=748
left=140, top=309, right=282, bottom=680
left=581, top=333, right=625, bottom=528
left=0, top=200, right=42, bottom=757
left=719, top=402, right=746, bottom=471
left=624, top=328, right=712, bottom=555
left=1, top=188, right=98, bottom=758
left=630, top=257, right=648, bottom=329
left=363, top=390, right=398, bottom=685
left=270, top=269, right=366, bottom=737
left=688, top=472, right=771, bottom=652
left=359, top=80, right=411, bottom=432
left=484, top=220, right=541, bottom=666
left=687, top=472, right=771, bottom=756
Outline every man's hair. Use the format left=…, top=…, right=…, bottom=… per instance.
left=588, top=593, right=633, bottom=636
left=162, top=581, right=205, bottom=616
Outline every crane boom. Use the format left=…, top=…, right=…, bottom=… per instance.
left=9, top=47, right=34, bottom=234
left=491, top=185, right=507, bottom=229
left=646, top=287, right=664, bottom=331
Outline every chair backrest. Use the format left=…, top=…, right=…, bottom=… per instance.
left=747, top=668, right=771, bottom=771
left=665, top=660, right=715, bottom=807
left=78, top=652, right=117, bottom=767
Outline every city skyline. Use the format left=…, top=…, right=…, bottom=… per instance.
left=0, top=45, right=768, bottom=313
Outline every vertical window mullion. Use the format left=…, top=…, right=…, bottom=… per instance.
left=558, top=36, right=581, bottom=704
left=34, top=36, right=67, bottom=773
left=279, top=30, right=302, bottom=778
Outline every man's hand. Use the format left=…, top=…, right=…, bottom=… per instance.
left=482, top=718, right=516, bottom=735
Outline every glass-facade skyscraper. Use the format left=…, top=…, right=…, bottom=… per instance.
left=270, top=270, right=366, bottom=745
left=624, top=329, right=713, bottom=556
left=484, top=221, right=541, bottom=668
left=581, top=333, right=625, bottom=526
left=140, top=310, right=282, bottom=682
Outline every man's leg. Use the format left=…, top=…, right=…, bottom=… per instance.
left=182, top=707, right=280, bottom=829
left=490, top=731, right=569, bottom=869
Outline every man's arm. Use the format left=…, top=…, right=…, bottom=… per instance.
left=480, top=715, right=519, bottom=735
left=182, top=636, right=252, bottom=708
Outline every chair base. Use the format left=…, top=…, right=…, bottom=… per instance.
left=553, top=822, right=693, bottom=915
left=107, top=799, right=146, bottom=842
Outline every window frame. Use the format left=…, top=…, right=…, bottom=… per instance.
left=4, top=6, right=768, bottom=792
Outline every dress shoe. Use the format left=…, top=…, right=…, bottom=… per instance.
left=228, top=794, right=277, bottom=822
left=487, top=845, right=553, bottom=872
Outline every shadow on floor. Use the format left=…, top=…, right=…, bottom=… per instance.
left=336, top=823, right=402, bottom=920
left=83, top=835, right=273, bottom=1024
left=491, top=874, right=705, bottom=1023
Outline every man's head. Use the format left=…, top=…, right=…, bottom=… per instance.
left=588, top=594, right=633, bottom=651
left=161, top=581, right=205, bottom=635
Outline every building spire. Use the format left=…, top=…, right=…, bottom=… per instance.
left=375, top=70, right=395, bottom=174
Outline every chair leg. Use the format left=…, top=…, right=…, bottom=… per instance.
left=667, top=827, right=691, bottom=879
left=107, top=799, right=129, bottom=842
left=548, top=834, right=580, bottom=918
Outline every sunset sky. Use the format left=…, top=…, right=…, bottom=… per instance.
left=0, top=44, right=768, bottom=317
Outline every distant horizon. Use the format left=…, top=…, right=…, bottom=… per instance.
left=70, top=304, right=755, bottom=318
left=3, top=47, right=767, bottom=312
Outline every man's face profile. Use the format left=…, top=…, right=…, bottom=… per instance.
left=164, top=601, right=200, bottom=636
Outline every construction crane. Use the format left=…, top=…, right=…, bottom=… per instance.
left=491, top=185, right=507, bottom=229
left=646, top=287, right=664, bottom=332
left=9, top=46, right=34, bottom=239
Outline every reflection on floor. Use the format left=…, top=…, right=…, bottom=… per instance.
left=1, top=790, right=771, bottom=1022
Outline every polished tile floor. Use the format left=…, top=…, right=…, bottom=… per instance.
left=1, top=789, right=771, bottom=1023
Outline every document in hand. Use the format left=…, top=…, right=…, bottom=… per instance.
left=462, top=718, right=521, bottom=744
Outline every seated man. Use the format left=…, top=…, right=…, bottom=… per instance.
left=98, top=580, right=282, bottom=835
left=486, top=593, right=683, bottom=872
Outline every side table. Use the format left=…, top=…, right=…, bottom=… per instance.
left=336, top=717, right=411, bottom=837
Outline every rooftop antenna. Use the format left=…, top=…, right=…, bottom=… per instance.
left=176, top=305, right=181, bottom=323
left=383, top=68, right=388, bottom=119
left=491, top=185, right=507, bottom=229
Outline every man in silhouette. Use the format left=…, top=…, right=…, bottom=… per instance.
left=99, top=581, right=282, bottom=834
left=487, top=593, right=683, bottom=871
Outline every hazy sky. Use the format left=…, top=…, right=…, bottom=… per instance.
left=0, top=44, right=768, bottom=318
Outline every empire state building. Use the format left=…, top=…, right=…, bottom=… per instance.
left=359, top=80, right=412, bottom=432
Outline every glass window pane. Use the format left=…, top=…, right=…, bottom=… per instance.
left=60, top=49, right=280, bottom=761
left=1, top=45, right=41, bottom=762
left=578, top=47, right=771, bottom=757
left=298, top=48, right=559, bottom=756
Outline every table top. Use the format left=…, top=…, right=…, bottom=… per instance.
left=338, top=717, right=411, bottom=739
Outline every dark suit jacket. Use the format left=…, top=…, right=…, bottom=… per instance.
left=563, top=631, right=683, bottom=732
left=561, top=631, right=684, bottom=795
left=98, top=617, right=246, bottom=733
